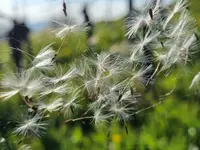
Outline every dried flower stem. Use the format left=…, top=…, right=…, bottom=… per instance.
left=133, top=100, right=162, bottom=115
left=23, top=96, right=33, bottom=108
left=65, top=101, right=163, bottom=124
left=23, top=96, right=37, bottom=111
left=65, top=116, right=93, bottom=123
left=146, top=62, right=161, bottom=86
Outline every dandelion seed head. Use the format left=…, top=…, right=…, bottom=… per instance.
left=0, top=70, right=43, bottom=99
left=38, top=98, right=63, bottom=113
left=126, top=0, right=162, bottom=39
left=167, top=11, right=196, bottom=39
left=61, top=89, right=82, bottom=117
left=163, top=0, right=188, bottom=29
left=34, top=44, right=56, bottom=61
left=92, top=109, right=113, bottom=127
left=129, top=65, right=153, bottom=85
left=89, top=94, right=108, bottom=110
left=50, top=67, right=78, bottom=84
left=53, top=20, right=90, bottom=39
left=13, top=113, right=48, bottom=138
left=110, top=102, right=132, bottom=122
left=40, top=83, right=71, bottom=97
left=131, top=30, right=160, bottom=54
left=126, top=13, right=150, bottom=38
left=32, top=58, right=55, bottom=71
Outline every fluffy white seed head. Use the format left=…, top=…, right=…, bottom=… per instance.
left=53, top=20, right=90, bottom=39
left=92, top=109, right=113, bottom=127
left=61, top=89, right=82, bottom=117
left=38, top=98, right=63, bottom=113
left=34, top=44, right=56, bottom=61
left=0, top=70, right=43, bottom=99
left=40, top=83, right=71, bottom=97
left=163, top=0, right=188, bottom=29
left=50, top=67, right=78, bottom=84
left=13, top=113, right=48, bottom=137
left=30, top=44, right=56, bottom=71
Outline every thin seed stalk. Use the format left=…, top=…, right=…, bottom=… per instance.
left=65, top=116, right=93, bottom=123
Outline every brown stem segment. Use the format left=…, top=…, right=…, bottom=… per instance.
left=23, top=96, right=37, bottom=111
left=23, top=96, right=33, bottom=108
